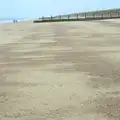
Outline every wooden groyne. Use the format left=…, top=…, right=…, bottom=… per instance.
left=33, top=12, right=120, bottom=23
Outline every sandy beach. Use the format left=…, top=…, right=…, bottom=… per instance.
left=0, top=19, right=120, bottom=120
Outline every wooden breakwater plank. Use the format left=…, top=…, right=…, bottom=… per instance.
left=33, top=16, right=120, bottom=23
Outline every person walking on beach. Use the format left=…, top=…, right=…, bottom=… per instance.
left=13, top=20, right=15, bottom=23
left=13, top=20, right=18, bottom=23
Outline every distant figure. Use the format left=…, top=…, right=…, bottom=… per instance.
left=13, top=20, right=15, bottom=23
left=13, top=20, right=18, bottom=23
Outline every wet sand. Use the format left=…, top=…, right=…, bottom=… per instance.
left=0, top=20, right=120, bottom=120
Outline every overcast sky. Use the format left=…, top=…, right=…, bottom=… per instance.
left=0, top=0, right=120, bottom=18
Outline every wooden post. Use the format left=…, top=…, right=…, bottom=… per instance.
left=51, top=16, right=52, bottom=20
left=59, top=15, right=61, bottom=19
left=68, top=14, right=70, bottom=19
left=117, top=12, right=119, bottom=17
left=93, top=13, right=95, bottom=18
left=101, top=13, right=103, bottom=18
left=42, top=16, right=44, bottom=20
left=85, top=13, right=86, bottom=18
left=109, top=13, right=112, bottom=18
left=77, top=14, right=79, bottom=19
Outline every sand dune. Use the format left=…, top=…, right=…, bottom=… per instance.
left=0, top=20, right=120, bottom=120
